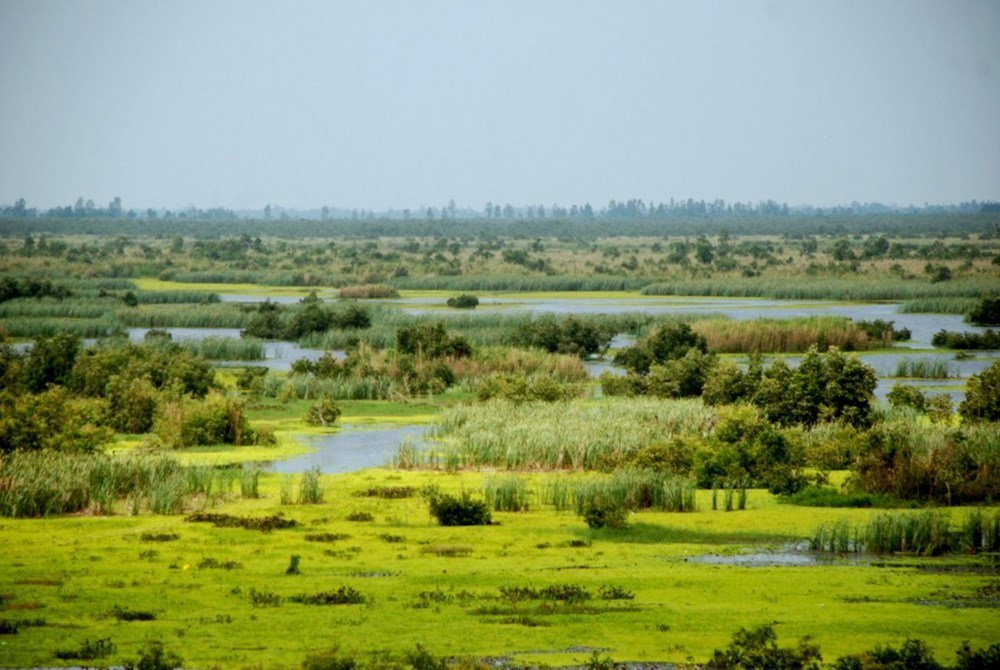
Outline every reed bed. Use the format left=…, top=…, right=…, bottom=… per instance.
left=641, top=277, right=1000, bottom=301
left=166, top=270, right=345, bottom=286
left=117, top=304, right=253, bottom=328
left=898, top=297, right=979, bottom=315
left=398, top=398, right=717, bottom=470
left=263, top=373, right=394, bottom=400
left=0, top=316, right=126, bottom=339
left=481, top=471, right=697, bottom=514
left=691, top=316, right=872, bottom=353
left=892, top=358, right=954, bottom=379
left=0, top=451, right=261, bottom=518
left=810, top=508, right=1000, bottom=556
left=393, top=275, right=649, bottom=292
left=0, top=298, right=115, bottom=320
left=337, top=284, right=400, bottom=299
left=178, top=336, right=265, bottom=361
left=134, top=290, right=220, bottom=304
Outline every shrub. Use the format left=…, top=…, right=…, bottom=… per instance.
left=154, top=392, right=261, bottom=448
left=306, top=396, right=341, bottom=426
left=960, top=361, right=1000, bottom=422
left=707, top=623, right=822, bottom=670
left=886, top=385, right=926, bottom=412
left=425, top=489, right=492, bottom=526
left=446, top=294, right=479, bottom=309
left=583, top=504, right=628, bottom=529
left=967, top=296, right=1000, bottom=326
left=123, top=640, right=183, bottom=670
left=54, top=637, right=117, bottom=660
left=832, top=638, right=941, bottom=670
left=289, top=586, right=366, bottom=605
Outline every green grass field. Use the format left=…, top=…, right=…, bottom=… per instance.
left=1, top=467, right=996, bottom=669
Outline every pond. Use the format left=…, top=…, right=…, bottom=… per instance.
left=270, top=424, right=428, bottom=474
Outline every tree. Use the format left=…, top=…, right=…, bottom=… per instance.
left=24, top=333, right=80, bottom=392
left=967, top=296, right=1000, bottom=326
left=959, top=360, right=1000, bottom=422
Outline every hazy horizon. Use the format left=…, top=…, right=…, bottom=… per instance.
left=2, top=1, right=998, bottom=212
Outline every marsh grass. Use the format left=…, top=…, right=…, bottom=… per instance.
left=641, top=277, right=1000, bottom=301
left=692, top=316, right=873, bottom=353
left=297, top=467, right=324, bottom=504
left=483, top=475, right=531, bottom=512
left=811, top=509, right=1000, bottom=555
left=406, top=398, right=716, bottom=470
left=892, top=358, right=954, bottom=379
left=899, top=297, right=979, bottom=315
left=179, top=336, right=265, bottom=361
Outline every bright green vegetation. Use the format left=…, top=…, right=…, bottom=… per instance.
left=1, top=468, right=998, bottom=668
left=2, top=223, right=1000, bottom=667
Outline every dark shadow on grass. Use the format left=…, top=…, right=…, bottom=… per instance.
left=576, top=522, right=798, bottom=545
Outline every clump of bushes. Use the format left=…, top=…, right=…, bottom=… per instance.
left=474, top=372, right=579, bottom=403
left=446, top=294, right=479, bottom=309
left=424, top=488, right=492, bottom=526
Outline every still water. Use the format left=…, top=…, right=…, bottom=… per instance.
left=270, top=424, right=427, bottom=474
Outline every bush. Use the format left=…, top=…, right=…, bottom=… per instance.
left=886, top=384, right=926, bottom=412
left=707, top=623, right=822, bottom=670
left=583, top=504, right=628, bottom=529
left=967, top=296, right=1000, bottom=326
left=154, top=392, right=262, bottom=448
left=306, top=396, right=341, bottom=426
left=446, top=294, right=479, bottom=309
left=832, top=638, right=941, bottom=670
left=124, top=640, right=183, bottom=670
left=425, top=489, right=492, bottom=526
left=960, top=361, right=1000, bottom=422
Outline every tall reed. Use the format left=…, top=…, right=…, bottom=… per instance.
left=691, top=316, right=872, bottom=353
left=642, top=277, right=1000, bottom=301
left=892, top=358, right=953, bottom=379
left=403, top=398, right=717, bottom=471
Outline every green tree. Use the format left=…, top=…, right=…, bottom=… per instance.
left=959, top=360, right=1000, bottom=422
left=24, top=333, right=80, bottom=392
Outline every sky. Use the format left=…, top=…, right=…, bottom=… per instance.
left=1, top=0, right=998, bottom=212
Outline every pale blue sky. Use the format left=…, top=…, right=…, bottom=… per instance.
left=1, top=0, right=998, bottom=211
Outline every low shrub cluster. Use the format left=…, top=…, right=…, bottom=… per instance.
left=185, top=512, right=299, bottom=532
left=424, top=488, right=492, bottom=526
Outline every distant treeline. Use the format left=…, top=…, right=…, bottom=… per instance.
left=2, top=211, right=999, bottom=240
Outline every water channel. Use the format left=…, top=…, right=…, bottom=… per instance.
left=186, top=295, right=998, bottom=472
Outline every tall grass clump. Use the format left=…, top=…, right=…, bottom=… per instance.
left=482, top=475, right=532, bottom=512
left=892, top=358, right=954, bottom=379
left=297, top=466, right=324, bottom=504
left=959, top=508, right=1000, bottom=554
left=691, top=316, right=872, bottom=353
left=263, top=373, right=394, bottom=401
left=406, top=398, right=717, bottom=471
left=899, top=297, right=979, bottom=315
left=0, top=451, right=260, bottom=518
left=179, top=336, right=265, bottom=361
left=811, top=511, right=963, bottom=556
left=539, top=470, right=697, bottom=513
